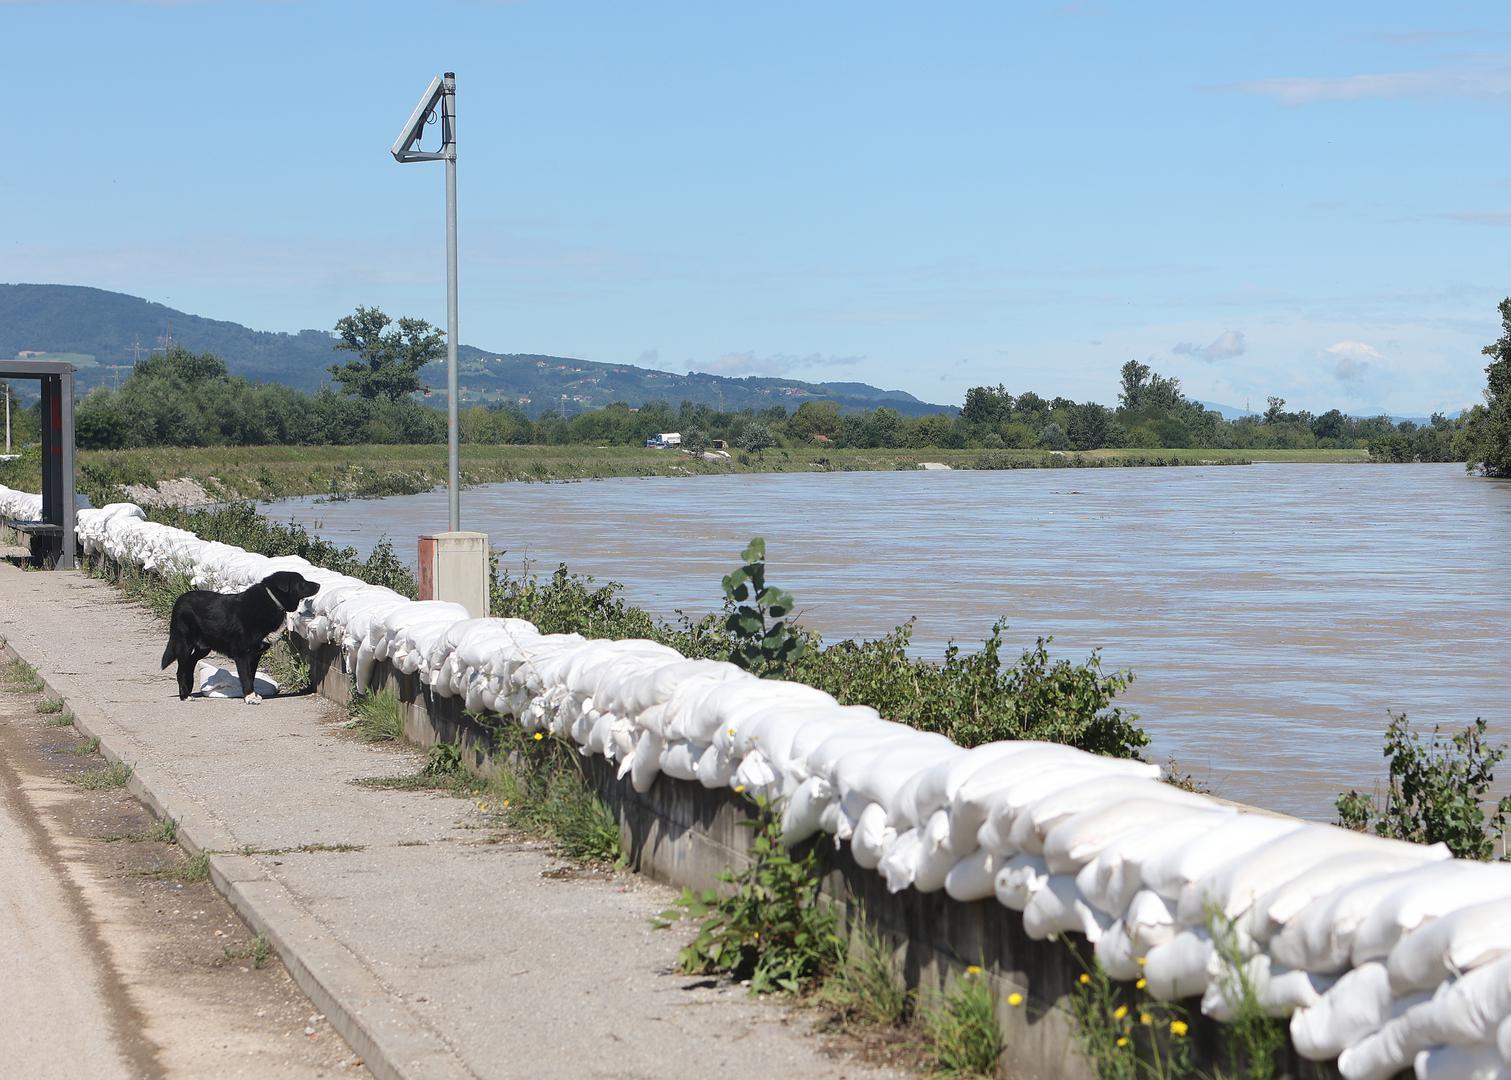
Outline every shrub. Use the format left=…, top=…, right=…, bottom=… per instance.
left=722, top=537, right=805, bottom=677
left=658, top=795, right=843, bottom=994
left=1337, top=712, right=1511, bottom=860
left=921, top=966, right=1004, bottom=1078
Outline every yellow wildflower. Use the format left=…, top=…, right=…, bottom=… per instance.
left=1135, top=956, right=1148, bottom=966
left=1139, top=1013, right=1153, bottom=1026
left=1007, top=992, right=1024, bottom=1007
left=966, top=965, right=983, bottom=977
left=1170, top=1020, right=1189, bottom=1037
left=727, top=727, right=736, bottom=737
left=1136, top=978, right=1147, bottom=990
left=1113, top=1005, right=1128, bottom=1021
left=1078, top=973, right=1091, bottom=985
left=532, top=732, right=544, bottom=741
left=1117, top=1037, right=1130, bottom=1048
left=733, top=784, right=746, bottom=794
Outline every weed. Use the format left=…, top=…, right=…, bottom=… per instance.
left=657, top=795, right=842, bottom=995
left=1067, top=951, right=1192, bottom=1080
left=224, top=934, right=273, bottom=969
left=67, top=762, right=133, bottom=789
left=350, top=689, right=405, bottom=742
left=2, top=657, right=44, bottom=694
left=820, top=912, right=911, bottom=1028
left=723, top=537, right=806, bottom=676
left=240, top=842, right=365, bottom=855
left=43, top=710, right=76, bottom=728
left=68, top=736, right=102, bottom=756
left=1208, top=908, right=1286, bottom=1080
left=35, top=696, right=65, bottom=715
left=920, top=967, right=1004, bottom=1078
left=139, top=851, right=210, bottom=883
left=260, top=638, right=310, bottom=695
left=1337, top=712, right=1511, bottom=860
left=102, top=818, right=179, bottom=844
left=490, top=730, right=621, bottom=863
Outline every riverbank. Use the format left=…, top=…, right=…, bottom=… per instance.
left=72, top=443, right=1370, bottom=504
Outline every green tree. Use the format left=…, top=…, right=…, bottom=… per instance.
left=1467, top=297, right=1511, bottom=477
left=329, top=306, right=446, bottom=401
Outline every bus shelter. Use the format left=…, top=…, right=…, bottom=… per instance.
left=0, top=359, right=76, bottom=568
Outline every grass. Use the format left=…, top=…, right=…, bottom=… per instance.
left=920, top=968, right=1006, bottom=1078
left=102, top=818, right=179, bottom=844
left=68, top=735, right=101, bottom=756
left=67, top=761, right=133, bottom=789
left=42, top=710, right=77, bottom=728
left=138, top=851, right=210, bottom=883
left=224, top=934, right=273, bottom=969
left=2, top=657, right=45, bottom=694
left=819, top=914, right=912, bottom=1029
left=491, top=731, right=622, bottom=863
left=35, top=696, right=65, bottom=715
left=260, top=638, right=310, bottom=695
left=238, top=842, right=366, bottom=855
left=350, top=689, right=406, bottom=742
left=69, top=442, right=1374, bottom=503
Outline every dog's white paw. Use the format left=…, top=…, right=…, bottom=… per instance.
left=245, top=692, right=264, bottom=705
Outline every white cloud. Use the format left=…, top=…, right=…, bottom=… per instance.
left=695, top=352, right=864, bottom=377
left=1325, top=341, right=1382, bottom=385
left=1227, top=62, right=1511, bottom=106
left=1173, top=329, right=1247, bottom=363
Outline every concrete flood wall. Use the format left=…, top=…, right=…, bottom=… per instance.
left=302, top=636, right=1335, bottom=1080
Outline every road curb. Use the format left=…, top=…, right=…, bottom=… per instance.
left=0, top=638, right=477, bottom=1080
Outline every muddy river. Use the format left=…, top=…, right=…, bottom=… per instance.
left=266, top=463, right=1511, bottom=819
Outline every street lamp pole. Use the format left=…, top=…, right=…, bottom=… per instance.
left=393, top=72, right=461, bottom=531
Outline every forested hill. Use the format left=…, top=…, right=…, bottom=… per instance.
left=0, top=284, right=952, bottom=417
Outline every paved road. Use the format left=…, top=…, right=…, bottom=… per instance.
left=0, top=759, right=136, bottom=1080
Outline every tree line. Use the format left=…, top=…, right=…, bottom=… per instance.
left=46, top=300, right=1511, bottom=474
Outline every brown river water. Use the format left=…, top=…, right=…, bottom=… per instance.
left=265, top=463, right=1511, bottom=820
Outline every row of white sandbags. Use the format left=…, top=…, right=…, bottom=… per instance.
left=0, top=483, right=44, bottom=521
left=69, top=495, right=1511, bottom=1080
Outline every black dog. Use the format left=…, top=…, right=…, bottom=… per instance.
left=160, top=571, right=320, bottom=703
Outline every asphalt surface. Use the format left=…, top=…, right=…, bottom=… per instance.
left=0, top=563, right=901, bottom=1080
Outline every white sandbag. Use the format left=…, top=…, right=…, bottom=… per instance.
left=1143, top=929, right=1215, bottom=1001
left=1077, top=809, right=1235, bottom=916
left=1353, top=863, right=1511, bottom=965
left=878, top=828, right=923, bottom=893
left=1201, top=953, right=1333, bottom=1022
left=834, top=735, right=962, bottom=821
left=912, top=809, right=960, bottom=893
left=1249, top=846, right=1450, bottom=947
left=954, top=752, right=1160, bottom=855
left=192, top=660, right=278, bottom=700
left=1273, top=863, right=1464, bottom=975
left=1139, top=813, right=1306, bottom=903
left=1022, top=874, right=1111, bottom=942
left=944, top=849, right=1002, bottom=902
left=781, top=776, right=835, bottom=845
left=1095, top=919, right=1144, bottom=980
left=1009, top=776, right=1209, bottom=857
left=850, top=801, right=893, bottom=870
left=1179, top=824, right=1431, bottom=930
left=1125, top=889, right=1178, bottom=951
left=1389, top=900, right=1511, bottom=995
left=659, top=740, right=707, bottom=782
left=1415, top=1043, right=1511, bottom=1080
left=629, top=730, right=663, bottom=793
left=1043, top=797, right=1223, bottom=875
left=995, top=853, right=1051, bottom=912
left=803, top=722, right=917, bottom=785
left=1291, top=961, right=1400, bottom=1061
left=903, top=741, right=1041, bottom=830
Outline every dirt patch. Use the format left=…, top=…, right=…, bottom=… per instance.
left=120, top=476, right=219, bottom=509
left=0, top=686, right=371, bottom=1078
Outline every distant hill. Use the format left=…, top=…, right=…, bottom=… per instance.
left=0, top=284, right=954, bottom=417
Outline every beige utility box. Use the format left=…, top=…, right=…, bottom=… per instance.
left=418, top=531, right=490, bottom=618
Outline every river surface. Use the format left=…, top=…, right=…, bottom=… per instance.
left=264, top=464, right=1511, bottom=820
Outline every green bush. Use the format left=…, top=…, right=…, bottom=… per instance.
left=1337, top=712, right=1511, bottom=860
left=921, top=967, right=1004, bottom=1078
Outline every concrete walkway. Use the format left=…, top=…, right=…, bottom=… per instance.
left=0, top=564, right=900, bottom=1080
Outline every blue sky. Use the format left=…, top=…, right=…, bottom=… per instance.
left=4, top=1, right=1509, bottom=414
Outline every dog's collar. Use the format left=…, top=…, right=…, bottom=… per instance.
left=264, top=585, right=283, bottom=611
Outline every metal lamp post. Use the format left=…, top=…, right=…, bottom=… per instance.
left=392, top=72, right=461, bottom=532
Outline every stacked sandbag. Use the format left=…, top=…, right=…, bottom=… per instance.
left=0, top=483, right=44, bottom=521
left=54, top=490, right=1511, bottom=1080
